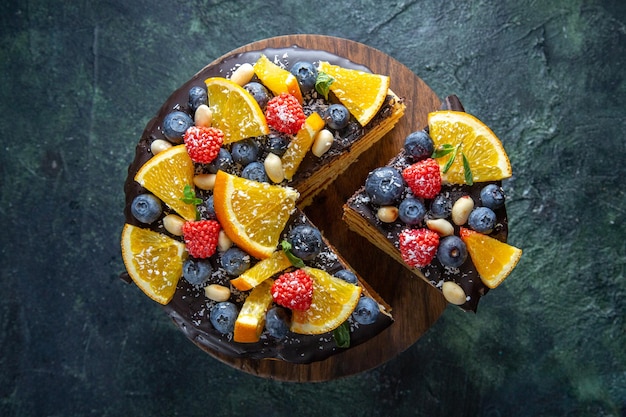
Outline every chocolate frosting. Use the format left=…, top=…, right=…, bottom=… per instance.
left=122, top=46, right=394, bottom=363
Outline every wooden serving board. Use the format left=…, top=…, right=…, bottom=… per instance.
left=205, top=35, right=447, bottom=381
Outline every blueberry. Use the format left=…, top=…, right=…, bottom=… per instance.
left=364, top=167, right=405, bottom=205
left=398, top=197, right=426, bottom=225
left=352, top=297, right=380, bottom=325
left=204, top=195, right=216, bottom=219
left=325, top=104, right=350, bottom=130
left=267, top=133, right=289, bottom=156
left=210, top=302, right=238, bottom=334
left=188, top=86, right=208, bottom=113
left=207, top=148, right=233, bottom=173
left=131, top=194, right=162, bottom=224
left=430, top=194, right=452, bottom=219
left=182, top=258, right=213, bottom=286
left=220, top=247, right=251, bottom=276
left=404, top=130, right=434, bottom=161
left=290, top=61, right=318, bottom=92
left=231, top=138, right=259, bottom=166
left=468, top=206, right=497, bottom=234
left=288, top=225, right=323, bottom=261
left=241, top=161, right=268, bottom=182
left=480, top=184, right=506, bottom=210
left=243, top=82, right=271, bottom=109
left=335, top=269, right=358, bottom=284
left=265, top=306, right=291, bottom=339
left=162, top=111, right=193, bottom=144
left=437, top=236, right=468, bottom=268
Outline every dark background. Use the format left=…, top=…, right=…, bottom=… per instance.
left=1, top=0, right=625, bottom=415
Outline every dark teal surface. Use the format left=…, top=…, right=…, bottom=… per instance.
left=1, top=0, right=625, bottom=415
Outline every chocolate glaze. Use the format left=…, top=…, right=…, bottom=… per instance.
left=345, top=96, right=508, bottom=312
left=122, top=46, right=394, bottom=363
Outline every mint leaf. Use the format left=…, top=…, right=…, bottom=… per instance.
left=431, top=144, right=455, bottom=159
left=462, top=152, right=473, bottom=185
left=442, top=144, right=460, bottom=174
left=333, top=322, right=350, bottom=348
left=315, top=71, right=334, bottom=100
left=180, top=184, right=202, bottom=220
left=281, top=240, right=305, bottom=268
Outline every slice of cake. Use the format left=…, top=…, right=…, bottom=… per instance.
left=343, top=96, right=522, bottom=312
left=121, top=46, right=402, bottom=363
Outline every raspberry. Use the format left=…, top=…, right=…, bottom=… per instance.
left=271, top=269, right=314, bottom=311
left=402, top=158, right=442, bottom=199
left=399, top=228, right=440, bottom=268
left=265, top=93, right=306, bottom=135
left=182, top=220, right=220, bottom=258
left=183, top=126, right=224, bottom=164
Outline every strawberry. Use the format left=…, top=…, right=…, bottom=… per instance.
left=183, top=126, right=224, bottom=164
left=402, top=158, right=441, bottom=199
left=265, top=93, right=306, bottom=135
left=271, top=269, right=314, bottom=311
left=182, top=220, right=220, bottom=258
left=399, top=228, right=440, bottom=268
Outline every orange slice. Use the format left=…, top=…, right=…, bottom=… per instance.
left=213, top=170, right=299, bottom=259
left=281, top=112, right=325, bottom=181
left=134, top=144, right=197, bottom=221
left=428, top=111, right=512, bottom=185
left=121, top=224, right=187, bottom=304
left=230, top=250, right=292, bottom=291
left=317, top=61, right=389, bottom=126
left=253, top=54, right=303, bottom=103
left=204, top=77, right=269, bottom=144
left=233, top=278, right=274, bottom=343
left=459, top=228, right=522, bottom=289
left=290, top=267, right=362, bottom=335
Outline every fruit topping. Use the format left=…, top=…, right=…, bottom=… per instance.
left=243, top=82, right=271, bottom=109
left=207, top=148, right=234, bottom=174
left=287, top=224, right=323, bottom=261
left=253, top=54, right=303, bottom=103
left=241, top=161, right=268, bottom=183
left=210, top=301, right=239, bottom=334
left=220, top=246, right=251, bottom=276
left=318, top=61, right=390, bottom=126
left=271, top=269, right=314, bottom=311
left=290, top=61, right=318, bottom=93
left=231, top=138, right=260, bottom=166
left=121, top=224, right=186, bottom=305
left=213, top=170, right=299, bottom=259
left=188, top=86, right=208, bottom=113
left=460, top=228, right=522, bottom=289
left=364, top=166, right=405, bottom=205
left=401, top=158, right=442, bottom=199
left=205, top=77, right=269, bottom=144
left=430, top=193, right=452, bottom=219
left=480, top=183, right=506, bottom=210
left=131, top=194, right=162, bottom=224
left=399, top=228, right=440, bottom=268
left=183, top=126, right=224, bottom=164
left=233, top=278, right=274, bottom=343
left=162, top=111, right=194, bottom=144
left=264, top=93, right=306, bottom=135
left=352, top=297, right=380, bottom=325
left=265, top=306, right=291, bottom=339
left=335, top=269, right=358, bottom=284
left=281, top=112, right=325, bottom=180
left=428, top=111, right=512, bottom=184
left=134, top=144, right=197, bottom=221
left=230, top=250, right=291, bottom=291
left=182, top=220, right=220, bottom=259
left=436, top=235, right=468, bottom=268
left=467, top=206, right=497, bottom=234
left=324, top=103, right=350, bottom=130
left=182, top=258, right=213, bottom=286
left=398, top=197, right=426, bottom=225
left=404, top=130, right=435, bottom=161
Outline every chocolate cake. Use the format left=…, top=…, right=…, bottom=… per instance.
left=121, top=45, right=402, bottom=363
left=343, top=96, right=521, bottom=312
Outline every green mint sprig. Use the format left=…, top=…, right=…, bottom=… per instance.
left=315, top=71, right=334, bottom=100
left=280, top=240, right=305, bottom=268
left=333, top=321, right=350, bottom=348
left=432, top=144, right=474, bottom=185
left=181, top=184, right=202, bottom=220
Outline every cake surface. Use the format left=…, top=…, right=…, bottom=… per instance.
left=121, top=45, right=403, bottom=364
left=344, top=96, right=522, bottom=312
